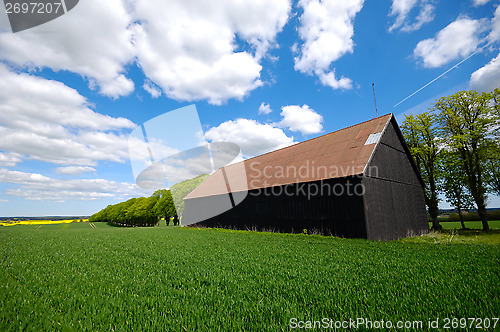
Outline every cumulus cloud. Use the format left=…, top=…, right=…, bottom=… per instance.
left=132, top=0, right=291, bottom=104
left=317, top=70, right=353, bottom=90
left=205, top=119, right=294, bottom=158
left=0, top=168, right=148, bottom=202
left=0, top=0, right=291, bottom=104
left=0, top=63, right=136, bottom=166
left=258, top=102, right=272, bottom=115
left=294, top=0, right=364, bottom=90
left=0, top=0, right=136, bottom=98
left=414, top=17, right=488, bottom=68
left=388, top=0, right=434, bottom=32
left=278, top=105, right=323, bottom=135
left=470, top=52, right=500, bottom=91
left=55, top=166, right=97, bottom=176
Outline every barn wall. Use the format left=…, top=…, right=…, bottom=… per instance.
left=187, top=177, right=368, bottom=238
left=362, top=177, right=428, bottom=240
left=363, top=120, right=429, bottom=240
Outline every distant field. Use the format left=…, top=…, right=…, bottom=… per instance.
left=0, top=223, right=498, bottom=331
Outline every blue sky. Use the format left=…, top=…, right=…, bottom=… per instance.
left=0, top=0, right=499, bottom=216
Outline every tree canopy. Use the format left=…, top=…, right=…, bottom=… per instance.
left=89, top=191, right=173, bottom=226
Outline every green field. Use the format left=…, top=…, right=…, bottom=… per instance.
left=431, top=220, right=500, bottom=230
left=1, top=223, right=499, bottom=331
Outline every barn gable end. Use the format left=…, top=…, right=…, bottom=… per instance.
left=362, top=117, right=428, bottom=240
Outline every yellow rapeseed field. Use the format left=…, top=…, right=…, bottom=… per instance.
left=0, top=219, right=87, bottom=227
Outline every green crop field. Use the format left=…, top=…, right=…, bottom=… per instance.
left=1, top=223, right=499, bottom=331
left=430, top=220, right=500, bottom=230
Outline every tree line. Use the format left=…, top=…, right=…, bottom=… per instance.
left=401, top=88, right=500, bottom=231
left=89, top=174, right=209, bottom=227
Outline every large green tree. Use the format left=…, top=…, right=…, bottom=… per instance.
left=434, top=90, right=499, bottom=231
left=401, top=112, right=442, bottom=230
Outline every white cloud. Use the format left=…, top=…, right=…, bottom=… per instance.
left=278, top=105, right=323, bottom=135
left=205, top=119, right=294, bottom=158
left=402, top=3, right=434, bottom=32
left=294, top=0, right=363, bottom=90
left=258, top=102, right=272, bottom=115
left=0, top=0, right=136, bottom=98
left=55, top=166, right=97, bottom=176
left=388, top=0, right=434, bottom=32
left=489, top=4, right=500, bottom=43
left=0, top=0, right=292, bottom=104
left=317, top=70, right=353, bottom=90
left=470, top=52, right=500, bottom=91
left=473, top=0, right=491, bottom=6
left=414, top=17, right=487, bottom=68
left=389, top=0, right=418, bottom=31
left=0, top=152, right=22, bottom=167
left=0, top=168, right=148, bottom=202
left=133, top=0, right=291, bottom=104
left=0, top=63, right=136, bottom=166
left=143, top=80, right=162, bottom=98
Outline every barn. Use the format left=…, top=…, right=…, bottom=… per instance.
left=182, top=114, right=429, bottom=240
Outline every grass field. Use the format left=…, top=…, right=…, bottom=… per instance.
left=0, top=222, right=499, bottom=331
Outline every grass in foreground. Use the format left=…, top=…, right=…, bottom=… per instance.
left=0, top=223, right=499, bottom=331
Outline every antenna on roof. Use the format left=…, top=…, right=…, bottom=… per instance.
left=372, top=83, right=379, bottom=118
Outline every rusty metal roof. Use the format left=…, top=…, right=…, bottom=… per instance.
left=185, top=114, right=393, bottom=199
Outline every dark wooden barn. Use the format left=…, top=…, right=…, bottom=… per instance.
left=183, top=114, right=429, bottom=240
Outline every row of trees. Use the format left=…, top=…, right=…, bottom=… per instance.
left=89, top=189, right=177, bottom=227
left=89, top=174, right=209, bottom=227
left=401, top=88, right=500, bottom=231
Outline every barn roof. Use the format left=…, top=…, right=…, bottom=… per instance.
left=185, top=113, right=414, bottom=199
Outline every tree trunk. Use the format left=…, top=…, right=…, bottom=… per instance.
left=457, top=207, right=466, bottom=230
left=429, top=205, right=441, bottom=230
left=477, top=203, right=490, bottom=231
left=428, top=176, right=441, bottom=230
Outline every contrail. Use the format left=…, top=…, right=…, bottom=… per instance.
left=394, top=50, right=480, bottom=108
